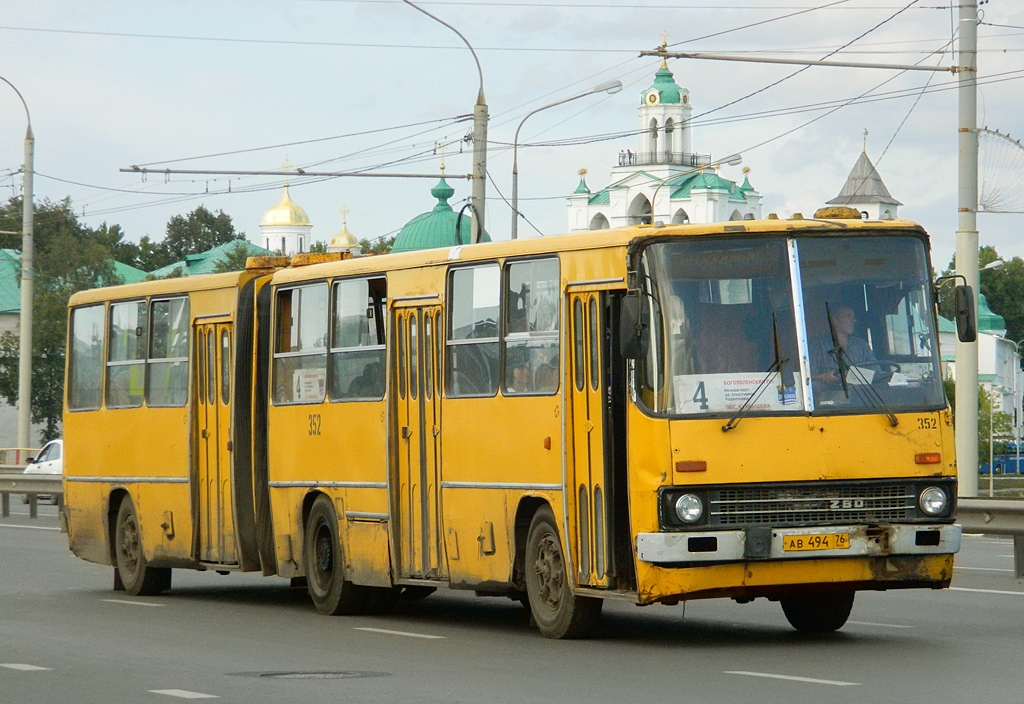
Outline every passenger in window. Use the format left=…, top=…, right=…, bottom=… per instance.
left=533, top=352, right=559, bottom=393
left=809, top=305, right=875, bottom=383
left=508, top=348, right=532, bottom=393
left=348, top=361, right=384, bottom=398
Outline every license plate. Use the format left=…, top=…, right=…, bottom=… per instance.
left=782, top=533, right=850, bottom=551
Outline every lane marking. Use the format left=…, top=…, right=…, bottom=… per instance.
left=847, top=620, right=913, bottom=629
left=950, top=587, right=1024, bottom=596
left=725, top=671, right=859, bottom=686
left=1, top=663, right=53, bottom=671
left=149, top=690, right=218, bottom=699
left=954, top=566, right=1014, bottom=573
left=0, top=523, right=60, bottom=531
left=353, top=627, right=445, bottom=640
left=101, top=599, right=165, bottom=607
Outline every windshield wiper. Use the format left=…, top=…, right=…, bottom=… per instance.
left=822, top=303, right=898, bottom=427
left=723, top=313, right=789, bottom=432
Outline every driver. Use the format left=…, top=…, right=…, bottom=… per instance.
left=809, top=305, right=875, bottom=384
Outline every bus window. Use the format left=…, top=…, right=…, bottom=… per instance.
left=329, top=277, right=387, bottom=401
left=68, top=304, right=106, bottom=411
left=106, top=300, right=148, bottom=409
left=220, top=328, right=230, bottom=405
left=798, top=236, right=943, bottom=412
left=504, top=258, right=559, bottom=395
left=147, top=297, right=190, bottom=407
left=273, top=284, right=328, bottom=404
left=447, top=265, right=499, bottom=397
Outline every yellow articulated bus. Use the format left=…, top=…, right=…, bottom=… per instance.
left=63, top=214, right=969, bottom=638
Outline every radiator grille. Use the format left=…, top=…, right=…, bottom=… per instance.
left=708, top=482, right=916, bottom=527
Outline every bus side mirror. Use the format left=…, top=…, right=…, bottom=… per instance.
left=954, top=284, right=977, bottom=342
left=620, top=294, right=650, bottom=359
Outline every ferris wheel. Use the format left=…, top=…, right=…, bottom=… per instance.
left=979, top=128, right=1024, bottom=214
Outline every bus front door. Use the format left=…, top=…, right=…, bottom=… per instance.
left=194, top=320, right=236, bottom=565
left=569, top=292, right=611, bottom=587
left=391, top=305, right=445, bottom=581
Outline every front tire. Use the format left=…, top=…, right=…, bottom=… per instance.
left=304, top=496, right=367, bottom=615
left=524, top=506, right=601, bottom=639
left=780, top=592, right=855, bottom=633
left=114, top=498, right=171, bottom=596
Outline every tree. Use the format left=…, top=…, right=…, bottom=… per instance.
left=213, top=242, right=256, bottom=274
left=163, top=205, right=243, bottom=263
left=0, top=197, right=120, bottom=440
left=943, top=377, right=1013, bottom=464
left=941, top=245, right=1024, bottom=343
left=359, top=235, right=395, bottom=255
left=308, top=241, right=327, bottom=254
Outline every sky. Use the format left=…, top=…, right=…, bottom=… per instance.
left=2, top=0, right=1023, bottom=271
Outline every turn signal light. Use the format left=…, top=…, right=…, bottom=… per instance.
left=915, top=453, right=941, bottom=464
left=676, top=460, right=707, bottom=473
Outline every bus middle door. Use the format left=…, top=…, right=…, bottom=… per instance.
left=193, top=318, right=236, bottom=566
left=390, top=303, right=445, bottom=581
left=568, top=291, right=612, bottom=588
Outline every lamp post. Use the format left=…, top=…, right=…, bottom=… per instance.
left=400, top=0, right=487, bottom=243
left=511, top=80, right=622, bottom=240
left=1, top=76, right=34, bottom=451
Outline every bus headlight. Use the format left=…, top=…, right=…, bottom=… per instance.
left=674, top=494, right=704, bottom=524
left=919, top=486, right=949, bottom=516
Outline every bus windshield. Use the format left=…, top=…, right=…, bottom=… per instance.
left=637, top=233, right=944, bottom=417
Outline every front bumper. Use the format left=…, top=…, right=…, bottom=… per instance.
left=636, top=523, right=961, bottom=564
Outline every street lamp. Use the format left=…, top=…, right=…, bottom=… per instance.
left=400, top=0, right=487, bottom=244
left=1, top=76, right=34, bottom=451
left=511, top=80, right=623, bottom=240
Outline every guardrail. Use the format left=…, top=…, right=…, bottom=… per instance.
left=958, top=498, right=1024, bottom=578
left=0, top=472, right=63, bottom=519
left=0, top=448, right=40, bottom=466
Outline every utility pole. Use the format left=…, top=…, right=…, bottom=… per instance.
left=955, top=1, right=980, bottom=497
left=2, top=76, right=34, bottom=450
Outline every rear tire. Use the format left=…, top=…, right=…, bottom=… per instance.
left=524, top=506, right=602, bottom=639
left=780, top=592, right=855, bottom=633
left=304, top=496, right=367, bottom=615
left=114, top=498, right=171, bottom=596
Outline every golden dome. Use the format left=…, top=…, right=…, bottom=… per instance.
left=329, top=224, right=359, bottom=249
left=261, top=184, right=310, bottom=227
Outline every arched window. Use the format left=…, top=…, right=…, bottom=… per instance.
left=882, top=209, right=893, bottom=220
left=589, top=213, right=610, bottom=230
left=861, top=211, right=870, bottom=220
left=281, top=237, right=286, bottom=253
left=628, top=194, right=652, bottom=226
left=649, top=118, right=659, bottom=161
left=729, top=209, right=743, bottom=221
left=299, top=236, right=304, bottom=253
left=664, top=118, right=674, bottom=161
left=671, top=208, right=690, bottom=224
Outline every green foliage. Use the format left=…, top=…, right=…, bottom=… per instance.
left=942, top=245, right=1024, bottom=342
left=107, top=206, right=243, bottom=272
left=359, top=236, right=395, bottom=255
left=943, top=376, right=1014, bottom=464
left=213, top=242, right=255, bottom=274
left=0, top=197, right=121, bottom=440
left=308, top=241, right=327, bottom=254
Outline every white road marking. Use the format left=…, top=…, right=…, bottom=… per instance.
left=353, top=627, right=445, bottom=639
left=149, top=690, right=218, bottom=699
left=0, top=523, right=60, bottom=531
left=101, top=599, right=164, bottom=607
left=1, top=663, right=52, bottom=671
left=725, top=671, right=859, bottom=686
left=950, top=587, right=1024, bottom=596
left=847, top=620, right=913, bottom=629
left=954, top=566, right=1014, bottom=573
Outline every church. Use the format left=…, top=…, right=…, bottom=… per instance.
left=567, top=57, right=762, bottom=231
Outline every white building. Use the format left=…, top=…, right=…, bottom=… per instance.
left=567, top=58, right=760, bottom=232
left=260, top=184, right=312, bottom=257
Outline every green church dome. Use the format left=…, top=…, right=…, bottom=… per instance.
left=641, top=62, right=687, bottom=106
left=392, top=177, right=491, bottom=253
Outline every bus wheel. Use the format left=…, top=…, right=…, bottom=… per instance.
left=114, top=498, right=171, bottom=596
left=304, top=496, right=367, bottom=615
left=780, top=592, right=855, bottom=633
left=524, top=506, right=601, bottom=639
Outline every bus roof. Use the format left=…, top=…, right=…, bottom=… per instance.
left=68, top=269, right=256, bottom=307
